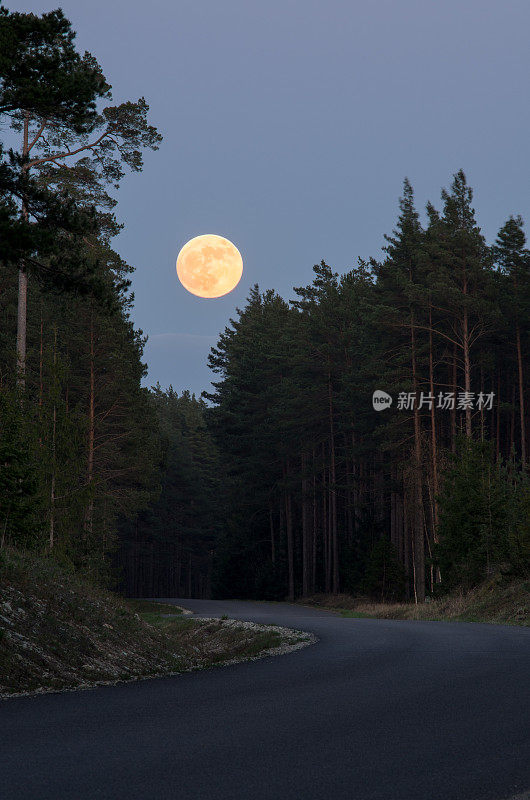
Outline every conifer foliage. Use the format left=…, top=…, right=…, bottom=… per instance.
left=0, top=7, right=162, bottom=581
left=207, top=173, right=529, bottom=601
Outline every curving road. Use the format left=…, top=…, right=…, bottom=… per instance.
left=2, top=599, right=530, bottom=800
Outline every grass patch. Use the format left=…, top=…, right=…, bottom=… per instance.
left=301, top=578, right=529, bottom=626
left=126, top=599, right=184, bottom=616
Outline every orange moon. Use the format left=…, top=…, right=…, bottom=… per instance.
left=176, top=234, right=243, bottom=298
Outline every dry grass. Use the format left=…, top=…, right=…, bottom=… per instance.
left=0, top=549, right=309, bottom=697
left=301, top=578, right=530, bottom=626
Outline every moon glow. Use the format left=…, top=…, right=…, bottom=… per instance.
left=176, top=234, right=243, bottom=298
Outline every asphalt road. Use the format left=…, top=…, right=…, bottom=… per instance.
left=2, top=599, right=529, bottom=800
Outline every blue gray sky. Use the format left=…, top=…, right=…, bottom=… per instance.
left=13, top=0, right=530, bottom=395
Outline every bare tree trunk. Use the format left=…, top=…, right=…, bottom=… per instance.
left=496, top=370, right=501, bottom=462
left=328, top=376, right=339, bottom=594
left=396, top=478, right=404, bottom=565
left=423, top=498, right=434, bottom=593
left=480, top=365, right=485, bottom=442
left=301, top=453, right=309, bottom=597
left=177, top=542, right=182, bottom=596
left=428, top=303, right=439, bottom=539
left=403, top=483, right=410, bottom=600
left=49, top=326, right=57, bottom=549
left=85, top=308, right=95, bottom=540
left=327, top=471, right=332, bottom=591
left=451, top=344, right=457, bottom=452
left=390, top=463, right=398, bottom=552
left=352, top=432, right=361, bottom=536
left=312, top=465, right=317, bottom=594
left=279, top=503, right=284, bottom=580
left=322, top=443, right=329, bottom=593
left=510, top=384, right=516, bottom=457
left=269, top=504, right=275, bottom=565
left=462, top=279, right=472, bottom=438
left=16, top=113, right=30, bottom=390
left=345, top=434, right=354, bottom=544
left=410, top=309, right=425, bottom=602
left=148, top=542, right=154, bottom=594
left=285, top=493, right=294, bottom=602
left=411, top=509, right=418, bottom=605
left=39, top=309, right=44, bottom=407
left=516, top=324, right=526, bottom=467
left=284, top=460, right=295, bottom=601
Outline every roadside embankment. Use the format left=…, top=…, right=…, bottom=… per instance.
left=0, top=549, right=313, bottom=697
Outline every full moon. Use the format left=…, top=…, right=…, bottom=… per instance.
left=176, top=234, right=243, bottom=298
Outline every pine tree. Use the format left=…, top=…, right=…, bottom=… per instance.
left=0, top=6, right=161, bottom=386
left=0, top=7, right=108, bottom=386
left=372, top=178, right=427, bottom=601
left=426, top=171, right=493, bottom=439
left=492, top=216, right=530, bottom=467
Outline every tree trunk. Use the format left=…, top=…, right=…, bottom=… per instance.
left=410, top=308, right=425, bottom=602
left=515, top=324, right=526, bottom=467
left=389, top=462, right=394, bottom=544
left=510, top=384, right=516, bottom=458
left=85, top=308, right=95, bottom=540
left=480, top=365, right=485, bottom=442
left=428, top=302, right=439, bottom=539
left=396, top=473, right=404, bottom=565
left=328, top=376, right=339, bottom=594
left=462, top=273, right=472, bottom=438
left=284, top=460, right=295, bottom=601
left=49, top=325, right=58, bottom=549
left=269, top=504, right=275, bottom=565
left=496, top=370, right=501, bottom=462
left=327, top=471, right=332, bottom=591
left=321, top=443, right=329, bottom=593
left=403, top=482, right=410, bottom=600
left=39, top=309, right=44, bottom=407
left=16, top=112, right=30, bottom=389
left=451, top=344, right=457, bottom=452
left=301, top=452, right=309, bottom=597
left=312, top=463, right=317, bottom=594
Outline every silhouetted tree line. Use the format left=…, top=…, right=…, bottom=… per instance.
left=206, top=173, right=529, bottom=602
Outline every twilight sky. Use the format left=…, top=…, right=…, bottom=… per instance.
left=13, top=0, right=530, bottom=396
